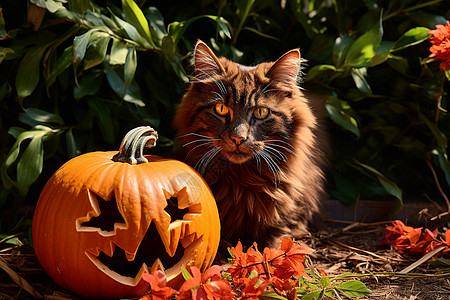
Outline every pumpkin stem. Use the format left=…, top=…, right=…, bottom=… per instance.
left=112, top=126, right=158, bottom=165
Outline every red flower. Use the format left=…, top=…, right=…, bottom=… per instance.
left=178, top=265, right=234, bottom=300
left=141, top=270, right=179, bottom=300
left=428, top=21, right=450, bottom=71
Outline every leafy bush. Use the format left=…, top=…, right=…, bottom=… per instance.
left=0, top=0, right=449, bottom=231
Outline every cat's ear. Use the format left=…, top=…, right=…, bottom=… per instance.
left=267, top=49, right=301, bottom=86
left=193, top=40, right=225, bottom=80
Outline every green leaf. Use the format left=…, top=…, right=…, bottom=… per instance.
left=332, top=35, right=354, bottom=67
left=307, top=64, right=338, bottom=81
left=87, top=98, right=115, bottom=144
left=301, top=290, right=324, bottom=300
left=0, top=47, right=16, bottom=64
left=319, top=277, right=331, bottom=288
left=110, top=39, right=129, bottom=65
left=181, top=266, right=192, bottom=280
left=73, top=71, right=102, bottom=100
left=67, top=0, right=90, bottom=14
left=345, top=15, right=383, bottom=67
left=66, top=128, right=78, bottom=159
left=419, top=112, right=447, bottom=148
left=18, top=108, right=64, bottom=127
left=144, top=6, right=167, bottom=46
left=104, top=62, right=145, bottom=106
left=46, top=45, right=74, bottom=88
left=336, top=280, right=371, bottom=297
left=241, top=26, right=279, bottom=41
left=432, top=147, right=450, bottom=188
left=121, top=0, right=155, bottom=48
left=393, top=27, right=430, bottom=51
left=325, top=97, right=360, bottom=138
left=259, top=292, right=288, bottom=299
left=1, top=126, right=57, bottom=195
left=73, top=30, right=95, bottom=63
left=0, top=7, right=7, bottom=39
left=83, top=31, right=110, bottom=70
left=15, top=46, right=47, bottom=101
left=370, top=41, right=395, bottom=67
left=353, top=160, right=403, bottom=216
left=110, top=11, right=151, bottom=48
left=124, top=47, right=137, bottom=94
left=351, top=67, right=372, bottom=94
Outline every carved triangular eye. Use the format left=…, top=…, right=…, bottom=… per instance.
left=165, top=197, right=189, bottom=222
left=81, top=191, right=125, bottom=232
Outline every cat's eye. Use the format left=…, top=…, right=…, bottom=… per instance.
left=215, top=104, right=229, bottom=116
left=253, top=107, right=269, bottom=119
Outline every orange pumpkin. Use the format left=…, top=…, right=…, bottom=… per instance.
left=32, top=126, right=220, bottom=299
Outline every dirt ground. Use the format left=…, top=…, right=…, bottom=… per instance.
left=1, top=221, right=450, bottom=300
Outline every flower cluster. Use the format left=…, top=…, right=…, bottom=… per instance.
left=428, top=21, right=450, bottom=71
left=141, top=238, right=314, bottom=300
left=380, top=220, right=450, bottom=257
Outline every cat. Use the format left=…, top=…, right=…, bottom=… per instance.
left=173, top=40, right=328, bottom=247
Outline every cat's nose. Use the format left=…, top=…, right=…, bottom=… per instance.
left=230, top=136, right=246, bottom=145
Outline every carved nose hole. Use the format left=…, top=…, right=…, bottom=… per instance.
left=231, top=136, right=246, bottom=145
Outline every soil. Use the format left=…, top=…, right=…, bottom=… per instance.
left=1, top=220, right=450, bottom=299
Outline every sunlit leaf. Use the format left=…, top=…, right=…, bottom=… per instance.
left=110, top=11, right=152, bottom=48
left=306, top=65, right=337, bottom=81
left=432, top=147, right=450, bottom=188
left=1, top=126, right=58, bottom=195
left=73, top=29, right=95, bottom=63
left=83, top=31, right=110, bottom=70
left=351, top=67, right=372, bottom=94
left=144, top=6, right=167, bottom=46
left=325, top=97, right=360, bottom=138
left=332, top=35, right=354, bottom=67
left=109, top=39, right=129, bottom=65
left=337, top=280, right=371, bottom=297
left=301, top=289, right=324, bottom=300
left=121, top=0, right=155, bottom=48
left=393, top=27, right=430, bottom=51
left=18, top=108, right=64, bottom=127
left=345, top=15, right=383, bottom=67
left=0, top=7, right=7, bottom=39
left=15, top=45, right=47, bottom=101
left=124, top=47, right=137, bottom=94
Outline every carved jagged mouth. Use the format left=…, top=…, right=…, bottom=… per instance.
left=79, top=190, right=204, bottom=286
left=86, top=224, right=203, bottom=287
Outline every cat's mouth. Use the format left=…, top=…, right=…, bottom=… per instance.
left=225, top=150, right=252, bottom=164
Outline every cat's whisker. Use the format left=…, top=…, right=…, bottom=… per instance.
left=185, top=142, right=215, bottom=160
left=196, top=147, right=222, bottom=176
left=253, top=152, right=262, bottom=173
left=265, top=142, right=300, bottom=159
left=259, top=150, right=281, bottom=187
left=263, top=139, right=295, bottom=148
left=264, top=145, right=288, bottom=162
left=183, top=138, right=220, bottom=148
left=178, top=132, right=215, bottom=139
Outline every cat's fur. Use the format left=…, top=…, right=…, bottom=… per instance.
left=173, top=41, right=327, bottom=247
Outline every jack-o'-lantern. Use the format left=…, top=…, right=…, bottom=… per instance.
left=32, top=126, right=220, bottom=299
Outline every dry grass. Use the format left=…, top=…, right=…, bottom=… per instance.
left=1, top=221, right=450, bottom=299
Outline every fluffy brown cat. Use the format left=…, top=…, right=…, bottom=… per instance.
left=173, top=41, right=327, bottom=247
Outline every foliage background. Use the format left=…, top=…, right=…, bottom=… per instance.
left=0, top=0, right=449, bottom=237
